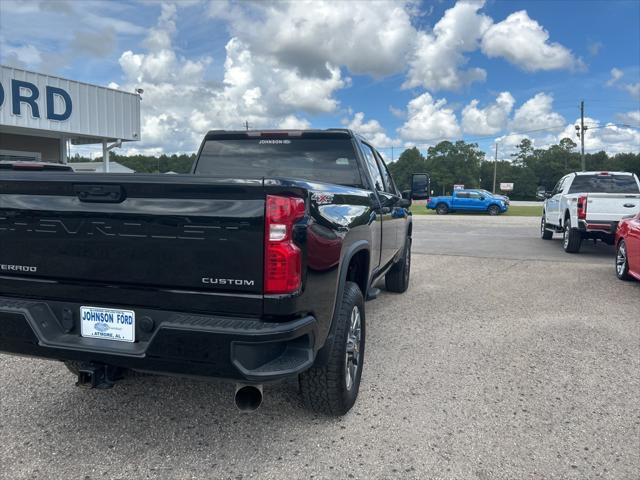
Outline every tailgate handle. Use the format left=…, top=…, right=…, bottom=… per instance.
left=75, top=184, right=125, bottom=203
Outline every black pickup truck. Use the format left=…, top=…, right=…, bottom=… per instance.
left=0, top=129, right=428, bottom=416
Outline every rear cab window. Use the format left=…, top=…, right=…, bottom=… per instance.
left=568, top=174, right=640, bottom=194
left=195, top=134, right=364, bottom=187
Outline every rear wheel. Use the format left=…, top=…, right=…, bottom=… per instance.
left=541, top=214, right=553, bottom=240
left=563, top=217, right=582, bottom=253
left=299, top=282, right=365, bottom=416
left=488, top=205, right=500, bottom=216
left=385, top=237, right=411, bottom=293
left=436, top=203, right=449, bottom=215
left=616, top=239, right=631, bottom=280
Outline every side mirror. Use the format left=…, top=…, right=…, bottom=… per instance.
left=398, top=197, right=411, bottom=208
left=536, top=186, right=547, bottom=200
left=478, top=196, right=485, bottom=201
left=411, top=173, right=430, bottom=200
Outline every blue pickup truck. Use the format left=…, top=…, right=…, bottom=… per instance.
left=427, top=189, right=509, bottom=215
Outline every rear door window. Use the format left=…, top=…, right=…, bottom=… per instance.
left=468, top=192, right=482, bottom=200
left=568, top=174, right=640, bottom=194
left=372, top=149, right=398, bottom=195
left=359, top=142, right=384, bottom=191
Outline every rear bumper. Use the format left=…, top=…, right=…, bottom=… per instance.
left=578, top=220, right=618, bottom=235
left=0, top=296, right=317, bottom=383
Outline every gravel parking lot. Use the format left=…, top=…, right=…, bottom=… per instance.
left=1, top=215, right=638, bottom=480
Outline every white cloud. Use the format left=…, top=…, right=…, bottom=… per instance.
left=278, top=115, right=311, bottom=130
left=212, top=0, right=418, bottom=78
left=343, top=112, right=400, bottom=147
left=278, top=64, right=348, bottom=113
left=114, top=5, right=351, bottom=153
left=481, top=10, right=583, bottom=71
left=607, top=67, right=624, bottom=86
left=398, top=93, right=461, bottom=143
left=605, top=68, right=640, bottom=99
left=624, top=83, right=640, bottom=100
left=587, top=41, right=602, bottom=56
left=0, top=44, right=43, bottom=68
left=558, top=118, right=640, bottom=154
left=461, top=91, right=515, bottom=135
left=510, top=92, right=565, bottom=133
left=616, top=110, right=640, bottom=126
left=403, top=0, right=491, bottom=91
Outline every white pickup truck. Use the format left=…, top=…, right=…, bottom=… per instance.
left=539, top=171, right=640, bottom=253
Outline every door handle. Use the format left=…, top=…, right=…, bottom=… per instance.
left=379, top=207, right=391, bottom=214
left=623, top=203, right=636, bottom=208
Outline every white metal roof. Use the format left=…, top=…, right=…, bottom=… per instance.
left=0, top=65, right=141, bottom=143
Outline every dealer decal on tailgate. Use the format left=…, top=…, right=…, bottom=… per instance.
left=80, top=307, right=135, bottom=343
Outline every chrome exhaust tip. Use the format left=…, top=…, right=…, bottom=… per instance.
left=234, top=384, right=263, bottom=412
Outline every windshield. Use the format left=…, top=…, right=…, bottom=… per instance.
left=195, top=138, right=363, bottom=187
left=567, top=174, right=640, bottom=194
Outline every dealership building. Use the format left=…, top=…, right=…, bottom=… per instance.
left=0, top=65, right=141, bottom=170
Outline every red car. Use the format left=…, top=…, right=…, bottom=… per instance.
left=615, top=212, right=640, bottom=281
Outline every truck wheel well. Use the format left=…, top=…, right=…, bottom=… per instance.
left=564, top=210, right=571, bottom=225
left=346, top=250, right=369, bottom=295
left=407, top=222, right=412, bottom=238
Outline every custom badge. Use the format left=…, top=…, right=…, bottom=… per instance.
left=312, top=192, right=334, bottom=205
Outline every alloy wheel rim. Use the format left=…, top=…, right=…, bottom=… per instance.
left=563, top=222, right=570, bottom=248
left=617, top=242, right=627, bottom=276
left=345, top=305, right=362, bottom=391
left=541, top=216, right=545, bottom=236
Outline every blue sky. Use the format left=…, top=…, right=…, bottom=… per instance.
left=1, top=0, right=639, bottom=160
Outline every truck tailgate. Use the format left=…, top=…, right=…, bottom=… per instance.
left=0, top=174, right=265, bottom=294
left=585, top=193, right=640, bottom=221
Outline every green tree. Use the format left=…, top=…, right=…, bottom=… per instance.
left=425, top=140, right=484, bottom=194
left=387, top=147, right=427, bottom=191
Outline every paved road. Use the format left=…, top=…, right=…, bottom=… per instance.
left=412, top=215, right=615, bottom=264
left=1, top=216, right=638, bottom=480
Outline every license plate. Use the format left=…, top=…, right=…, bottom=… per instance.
left=80, top=306, right=135, bottom=343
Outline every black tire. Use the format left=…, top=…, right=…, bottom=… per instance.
left=541, top=214, right=553, bottom=240
left=385, top=236, right=411, bottom=293
left=562, top=217, right=582, bottom=253
left=488, top=204, right=500, bottom=216
left=616, top=239, right=632, bottom=280
left=299, top=281, right=365, bottom=416
left=436, top=203, right=449, bottom=215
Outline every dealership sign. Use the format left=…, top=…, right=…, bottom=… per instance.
left=453, top=184, right=465, bottom=190
left=0, top=79, right=72, bottom=121
left=0, top=65, right=141, bottom=141
left=500, top=183, right=514, bottom=191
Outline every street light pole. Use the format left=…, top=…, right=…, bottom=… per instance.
left=576, top=100, right=588, bottom=171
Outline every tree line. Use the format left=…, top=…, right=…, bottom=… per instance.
left=387, top=138, right=640, bottom=200
left=69, top=152, right=196, bottom=174
left=69, top=138, right=639, bottom=200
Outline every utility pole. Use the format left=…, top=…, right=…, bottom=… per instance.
left=245, top=120, right=249, bottom=131
left=575, top=100, right=588, bottom=171
left=391, top=146, right=394, bottom=162
left=492, top=143, right=498, bottom=194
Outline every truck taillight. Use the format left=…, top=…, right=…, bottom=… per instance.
left=264, top=195, right=305, bottom=294
left=577, top=194, right=588, bottom=220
